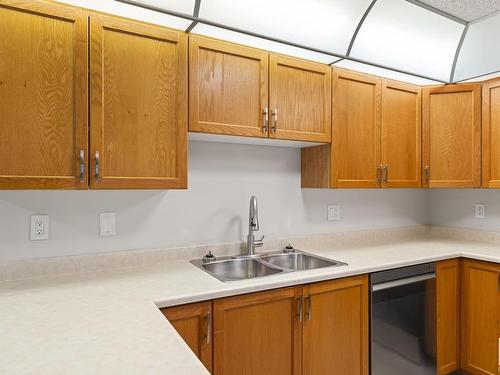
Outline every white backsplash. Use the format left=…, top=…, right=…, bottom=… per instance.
left=0, top=141, right=428, bottom=262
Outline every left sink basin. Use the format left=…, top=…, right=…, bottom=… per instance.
left=191, top=257, right=282, bottom=282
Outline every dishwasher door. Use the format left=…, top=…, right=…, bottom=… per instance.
left=371, top=263, right=437, bottom=375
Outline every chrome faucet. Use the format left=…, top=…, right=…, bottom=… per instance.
left=247, top=196, right=264, bottom=256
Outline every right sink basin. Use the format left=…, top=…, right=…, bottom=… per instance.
left=260, top=252, right=347, bottom=271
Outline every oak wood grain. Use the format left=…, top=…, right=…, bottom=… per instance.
left=461, top=259, right=500, bottom=375
left=90, top=14, right=187, bottom=189
left=422, top=84, right=481, bottom=188
left=213, top=287, right=302, bottom=375
left=302, top=275, right=369, bottom=375
left=332, top=69, right=381, bottom=188
left=0, top=0, right=88, bottom=189
left=482, top=78, right=500, bottom=188
left=161, top=301, right=213, bottom=372
left=301, top=145, right=330, bottom=188
left=381, top=80, right=421, bottom=188
left=437, top=258, right=461, bottom=374
left=269, top=54, right=331, bottom=143
left=189, top=35, right=268, bottom=138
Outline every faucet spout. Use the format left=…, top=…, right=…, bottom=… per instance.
left=247, top=196, right=264, bottom=256
left=249, top=196, right=259, bottom=232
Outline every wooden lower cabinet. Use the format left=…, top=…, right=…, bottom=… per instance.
left=436, top=259, right=461, bottom=374
left=303, top=275, right=369, bottom=375
left=213, top=287, right=302, bottom=375
left=461, top=259, right=500, bottom=375
left=212, top=276, right=368, bottom=375
left=161, top=301, right=213, bottom=372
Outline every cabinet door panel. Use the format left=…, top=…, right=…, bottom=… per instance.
left=90, top=15, right=187, bottom=189
left=269, top=55, right=331, bottom=142
left=422, top=84, right=481, bottom=188
left=437, top=259, right=460, bottom=374
left=381, top=80, right=421, bottom=188
left=332, top=70, right=381, bottom=188
left=162, top=301, right=212, bottom=372
left=303, top=275, right=369, bottom=375
left=213, top=287, right=302, bottom=375
left=461, top=259, right=500, bottom=375
left=189, top=35, right=268, bottom=138
left=482, top=79, right=500, bottom=188
left=0, top=0, right=87, bottom=189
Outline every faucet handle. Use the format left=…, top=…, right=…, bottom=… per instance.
left=254, top=235, right=265, bottom=247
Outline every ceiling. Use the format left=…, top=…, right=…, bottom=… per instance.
left=418, top=0, right=499, bottom=22
left=60, top=0, right=500, bottom=85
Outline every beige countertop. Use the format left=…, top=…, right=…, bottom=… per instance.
left=2, top=227, right=500, bottom=375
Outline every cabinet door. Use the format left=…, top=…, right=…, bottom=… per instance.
left=161, top=301, right=212, bottom=372
left=332, top=70, right=381, bottom=188
left=482, top=79, right=500, bottom=188
left=189, top=35, right=268, bottom=138
left=213, top=287, right=302, bottom=375
left=422, top=84, right=481, bottom=188
left=381, top=80, right=421, bottom=188
left=90, top=15, right=187, bottom=189
left=269, top=55, right=331, bottom=142
left=0, top=0, right=88, bottom=189
left=461, top=259, right=500, bottom=375
left=303, top=275, right=369, bottom=375
left=436, top=259, right=460, bottom=374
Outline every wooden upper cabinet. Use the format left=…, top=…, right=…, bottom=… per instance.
left=213, top=287, right=302, bottom=375
left=90, top=15, right=187, bottom=189
left=332, top=70, right=381, bottom=188
left=161, top=301, right=212, bottom=372
left=302, top=275, right=369, bottom=375
left=422, top=84, right=481, bottom=188
left=436, top=259, right=460, bottom=375
left=461, top=259, right=500, bottom=375
left=269, top=55, right=331, bottom=142
left=0, top=0, right=88, bottom=189
left=189, top=35, right=268, bottom=138
left=381, top=80, right=421, bottom=188
left=482, top=78, right=500, bottom=188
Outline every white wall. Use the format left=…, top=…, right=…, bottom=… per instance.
left=429, top=189, right=500, bottom=231
left=0, top=141, right=428, bottom=262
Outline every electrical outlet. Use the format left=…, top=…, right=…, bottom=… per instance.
left=100, top=213, right=116, bottom=236
left=327, top=205, right=340, bottom=221
left=474, top=204, right=485, bottom=219
left=30, top=215, right=49, bottom=240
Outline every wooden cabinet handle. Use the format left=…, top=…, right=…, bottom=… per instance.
left=383, top=164, right=388, bottom=184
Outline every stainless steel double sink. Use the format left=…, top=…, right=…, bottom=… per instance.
left=191, top=249, right=347, bottom=282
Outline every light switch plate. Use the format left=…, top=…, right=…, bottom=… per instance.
left=474, top=204, right=485, bottom=219
left=327, top=205, right=340, bottom=221
left=100, top=213, right=116, bottom=236
left=30, top=215, right=49, bottom=240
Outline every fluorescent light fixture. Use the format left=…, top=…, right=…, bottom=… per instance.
left=191, top=23, right=336, bottom=64
left=350, top=0, right=464, bottom=82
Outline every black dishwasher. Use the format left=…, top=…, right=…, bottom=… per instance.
left=371, top=262, right=436, bottom=375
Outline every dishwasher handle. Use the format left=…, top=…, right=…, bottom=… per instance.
left=372, top=272, right=436, bottom=292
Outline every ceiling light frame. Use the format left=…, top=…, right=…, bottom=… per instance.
left=115, top=0, right=497, bottom=84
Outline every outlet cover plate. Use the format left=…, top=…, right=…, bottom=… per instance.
left=100, top=213, right=116, bottom=236
left=327, top=205, right=340, bottom=221
left=475, top=204, right=485, bottom=219
left=30, top=215, right=49, bottom=240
